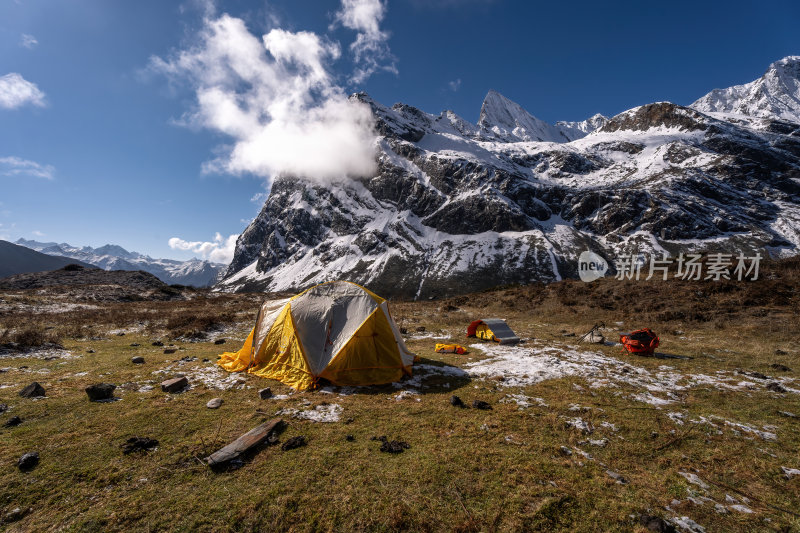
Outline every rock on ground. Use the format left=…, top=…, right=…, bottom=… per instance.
left=18, top=382, right=45, bottom=398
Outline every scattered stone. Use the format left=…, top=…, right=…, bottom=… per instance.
left=449, top=395, right=465, bottom=408
left=345, top=418, right=354, bottom=424
left=121, top=437, right=159, bottom=454
left=379, top=439, right=410, bottom=453
left=774, top=349, right=788, bottom=355
left=178, top=356, right=196, bottom=362
left=202, top=358, right=210, bottom=363
left=766, top=382, right=787, bottom=393
left=559, top=446, right=573, bottom=456
left=606, top=470, right=628, bottom=484
left=778, top=410, right=798, bottom=419
left=282, top=435, right=307, bottom=451
left=345, top=434, right=355, bottom=442
left=738, top=369, right=768, bottom=380
left=415, top=326, right=426, bottom=332
left=86, top=349, right=95, bottom=354
left=17, top=451, right=39, bottom=471
left=163, top=348, right=177, bottom=354
left=214, top=339, right=226, bottom=345
left=4, top=416, right=22, bottom=428
left=207, top=398, right=223, bottom=409
left=206, top=419, right=285, bottom=468
left=472, top=400, right=492, bottom=410
left=152, top=341, right=164, bottom=346
left=399, top=327, right=408, bottom=334
left=771, top=363, right=791, bottom=372
left=132, top=356, right=145, bottom=364
left=259, top=388, right=273, bottom=400
left=117, top=332, right=126, bottom=336
left=562, top=332, right=576, bottom=337
left=160, top=376, right=188, bottom=393
left=651, top=431, right=659, bottom=439
left=85, top=383, right=116, bottom=401
left=2, top=507, right=31, bottom=524
left=18, top=382, right=45, bottom=398
left=130, top=343, right=140, bottom=347
left=371, top=435, right=387, bottom=442
left=639, top=515, right=677, bottom=533
left=0, top=404, right=7, bottom=413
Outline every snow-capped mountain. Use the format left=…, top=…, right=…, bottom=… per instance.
left=218, top=57, right=800, bottom=298
left=15, top=239, right=225, bottom=287
left=477, top=90, right=597, bottom=142
left=692, top=56, right=800, bottom=122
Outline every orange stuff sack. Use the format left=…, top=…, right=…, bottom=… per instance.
left=619, top=328, right=660, bottom=356
left=435, top=343, right=467, bottom=355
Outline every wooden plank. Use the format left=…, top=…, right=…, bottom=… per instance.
left=205, top=418, right=284, bottom=468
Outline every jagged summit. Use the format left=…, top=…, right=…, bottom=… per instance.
left=692, top=55, right=800, bottom=123
left=477, top=89, right=574, bottom=143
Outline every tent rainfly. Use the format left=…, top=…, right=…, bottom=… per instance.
left=467, top=318, right=520, bottom=345
left=217, top=281, right=416, bottom=391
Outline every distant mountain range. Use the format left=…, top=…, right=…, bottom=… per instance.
left=0, top=240, right=96, bottom=279
left=218, top=56, right=800, bottom=298
left=14, top=238, right=225, bottom=287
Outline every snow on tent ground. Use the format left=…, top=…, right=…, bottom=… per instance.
left=463, top=342, right=799, bottom=406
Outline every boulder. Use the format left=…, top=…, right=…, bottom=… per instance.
left=131, top=356, right=145, bottom=364
left=214, top=339, right=226, bottom=345
left=207, top=398, right=223, bottom=409
left=4, top=416, right=22, bottom=428
left=18, top=382, right=45, bottom=398
left=161, top=376, right=188, bottom=393
left=472, top=400, right=492, bottom=410
left=258, top=388, right=273, bottom=400
left=18, top=451, right=39, bottom=471
left=85, top=383, right=116, bottom=401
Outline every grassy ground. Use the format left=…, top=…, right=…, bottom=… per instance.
left=1, top=261, right=799, bottom=532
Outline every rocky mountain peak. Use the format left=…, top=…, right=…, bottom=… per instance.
left=691, top=55, right=800, bottom=123
left=478, top=90, right=570, bottom=143
left=219, top=59, right=800, bottom=298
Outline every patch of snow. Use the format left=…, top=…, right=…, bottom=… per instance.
left=277, top=403, right=342, bottom=422
left=781, top=466, right=800, bottom=479
left=679, top=472, right=710, bottom=490
left=499, top=394, right=547, bottom=409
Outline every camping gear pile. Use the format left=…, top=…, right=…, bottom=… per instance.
left=217, top=281, right=415, bottom=391
left=578, top=322, right=606, bottom=344
left=619, top=328, right=660, bottom=356
left=466, top=319, right=520, bottom=344
left=435, top=343, right=468, bottom=354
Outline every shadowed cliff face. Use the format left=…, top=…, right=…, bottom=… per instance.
left=219, top=79, right=800, bottom=298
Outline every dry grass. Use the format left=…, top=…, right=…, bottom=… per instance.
left=0, top=261, right=799, bottom=531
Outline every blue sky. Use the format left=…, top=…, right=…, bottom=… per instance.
left=1, top=0, right=798, bottom=262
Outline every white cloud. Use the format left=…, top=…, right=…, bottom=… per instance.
left=0, top=73, right=46, bottom=109
left=20, top=34, right=38, bottom=49
left=151, top=8, right=380, bottom=184
left=332, top=0, right=396, bottom=83
left=0, top=156, right=55, bottom=179
left=448, top=78, right=461, bottom=91
left=32, top=230, right=45, bottom=237
left=168, top=232, right=238, bottom=264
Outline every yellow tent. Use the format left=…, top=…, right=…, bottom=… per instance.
left=217, top=281, right=416, bottom=391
